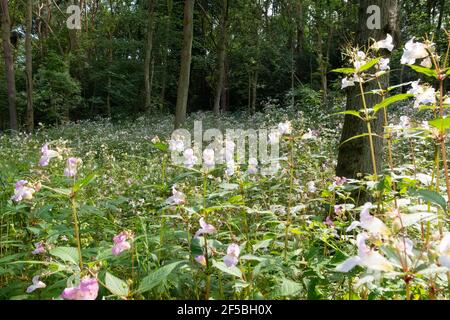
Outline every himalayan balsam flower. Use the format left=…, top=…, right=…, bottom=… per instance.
left=26, top=276, right=46, bottom=293
left=395, top=238, right=414, bottom=257
left=195, top=255, right=207, bottom=266
left=347, top=202, right=389, bottom=235
left=247, top=157, right=258, bottom=174
left=400, top=38, right=430, bottom=65
left=168, top=137, right=185, bottom=152
left=64, top=157, right=82, bottom=177
left=334, top=205, right=344, bottom=215
left=203, top=148, right=215, bottom=169
left=223, top=243, right=240, bottom=267
left=372, top=34, right=394, bottom=52
left=225, top=160, right=235, bottom=176
left=377, top=58, right=390, bottom=71
left=224, top=139, right=235, bottom=162
left=183, top=148, right=197, bottom=168
left=61, top=277, right=99, bottom=300
left=32, top=241, right=45, bottom=255
left=353, top=51, right=367, bottom=71
left=407, top=81, right=436, bottom=108
left=166, top=186, right=186, bottom=205
left=39, top=143, right=59, bottom=167
left=11, top=180, right=35, bottom=202
left=194, top=218, right=216, bottom=238
left=399, top=116, right=410, bottom=129
left=438, top=233, right=450, bottom=269
left=324, top=216, right=335, bottom=228
left=278, top=121, right=292, bottom=135
left=112, top=231, right=131, bottom=256
left=341, top=77, right=355, bottom=89
left=336, top=233, right=394, bottom=272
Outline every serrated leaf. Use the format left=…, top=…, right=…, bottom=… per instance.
left=428, top=117, right=450, bottom=131
left=340, top=133, right=380, bottom=147
left=373, top=94, right=414, bottom=113
left=73, top=173, right=97, bottom=193
left=212, top=260, right=242, bottom=278
left=105, top=272, right=129, bottom=297
left=137, top=261, right=184, bottom=293
left=278, top=278, right=302, bottom=297
left=407, top=64, right=438, bottom=78
left=151, top=142, right=169, bottom=152
left=49, top=247, right=79, bottom=265
left=333, top=110, right=364, bottom=120
left=359, top=57, right=381, bottom=72
left=410, top=188, right=447, bottom=211
left=331, top=67, right=356, bottom=74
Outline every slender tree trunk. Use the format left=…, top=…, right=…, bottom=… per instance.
left=25, top=0, right=34, bottom=132
left=1, top=0, right=18, bottom=130
left=144, top=0, right=156, bottom=111
left=336, top=0, right=399, bottom=180
left=213, top=0, right=228, bottom=116
left=160, top=2, right=172, bottom=110
left=174, top=0, right=195, bottom=129
left=251, top=72, right=257, bottom=114
left=106, top=31, right=112, bottom=118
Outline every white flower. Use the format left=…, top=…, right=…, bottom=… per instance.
left=26, top=276, right=46, bottom=293
left=439, top=233, right=450, bottom=268
left=194, top=218, right=216, bottom=238
left=225, top=160, right=235, bottom=176
left=336, top=233, right=394, bottom=272
left=168, top=137, right=185, bottom=152
left=353, top=51, right=367, bottom=71
left=183, top=148, right=197, bottom=168
left=377, top=58, right=390, bottom=71
left=372, top=34, right=394, bottom=52
left=307, top=181, right=317, bottom=193
left=224, top=139, right=235, bottom=161
left=166, top=186, right=186, bottom=205
left=341, top=77, right=355, bottom=89
left=401, top=38, right=430, bottom=65
left=11, top=180, right=35, bottom=202
left=407, top=81, right=436, bottom=108
left=395, top=238, right=414, bottom=257
left=416, top=173, right=432, bottom=186
left=278, top=121, right=292, bottom=135
left=444, top=97, right=450, bottom=105
left=399, top=116, right=410, bottom=128
left=301, top=129, right=316, bottom=140
left=247, top=157, right=258, bottom=174
left=420, top=57, right=432, bottom=68
left=223, top=243, right=240, bottom=267
left=39, top=143, right=60, bottom=167
left=346, top=202, right=389, bottom=235
left=203, top=148, right=215, bottom=169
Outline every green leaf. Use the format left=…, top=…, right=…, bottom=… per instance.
left=429, top=117, right=450, bottom=131
left=373, top=94, right=414, bottom=113
left=277, top=278, right=302, bottom=297
left=105, top=272, right=129, bottom=297
left=137, top=261, right=184, bottom=293
left=407, top=64, right=438, bottom=78
left=331, top=68, right=356, bottom=74
left=150, top=142, right=168, bottom=152
left=212, top=260, right=242, bottom=278
left=49, top=247, right=79, bottom=265
left=333, top=110, right=363, bottom=121
left=73, top=173, right=97, bottom=193
left=410, top=188, right=447, bottom=211
left=358, top=57, right=381, bottom=72
left=339, top=133, right=380, bottom=147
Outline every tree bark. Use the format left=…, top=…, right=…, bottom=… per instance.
left=213, top=0, right=228, bottom=116
left=336, top=0, right=399, bottom=179
left=174, top=0, right=195, bottom=129
left=25, top=0, right=34, bottom=132
left=0, top=0, right=18, bottom=130
left=144, top=0, right=156, bottom=111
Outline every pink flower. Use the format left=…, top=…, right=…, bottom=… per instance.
left=11, top=180, right=35, bottom=202
left=195, top=255, right=207, bottom=266
left=61, top=277, right=99, bottom=300
left=334, top=205, right=344, bottom=215
left=112, top=231, right=131, bottom=256
left=32, top=241, right=45, bottom=255
left=194, top=218, right=216, bottom=238
left=334, top=176, right=347, bottom=186
left=64, top=157, right=82, bottom=177
left=324, top=216, right=335, bottom=228
left=166, top=186, right=186, bottom=205
left=223, top=243, right=240, bottom=267
left=26, top=276, right=46, bottom=293
left=39, top=143, right=59, bottom=167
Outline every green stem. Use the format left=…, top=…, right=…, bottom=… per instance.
left=70, top=194, right=83, bottom=269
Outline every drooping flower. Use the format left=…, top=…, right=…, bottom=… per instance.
left=61, top=277, right=99, bottom=300
left=183, top=148, right=197, bottom=168
left=32, top=241, right=45, bottom=255
left=203, top=148, right=215, bottom=169
left=278, top=121, right=292, bottom=135
left=407, top=81, right=436, bottom=108
left=372, top=34, right=394, bottom=52
left=324, top=216, right=335, bottom=228
left=11, top=180, right=36, bottom=202
left=400, top=38, right=430, bottom=65
left=307, top=181, right=316, bottom=193
left=223, top=243, right=240, bottom=267
left=225, top=160, right=235, bottom=176
left=334, top=176, right=347, bottom=186
left=166, top=186, right=186, bottom=205
left=26, top=276, right=46, bottom=293
left=112, top=231, right=132, bottom=256
left=247, top=157, right=258, bottom=174
left=341, top=77, right=355, bottom=89
left=39, top=143, right=59, bottom=167
left=195, top=255, right=207, bottom=266
left=346, top=202, right=389, bottom=235
left=335, top=233, right=394, bottom=272
left=168, top=137, right=185, bottom=152
left=438, top=233, right=450, bottom=269
left=394, top=238, right=414, bottom=257
left=194, top=218, right=216, bottom=238
left=377, top=58, right=390, bottom=71
left=64, top=157, right=82, bottom=177
left=334, top=205, right=344, bottom=216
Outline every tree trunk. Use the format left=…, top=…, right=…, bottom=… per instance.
left=174, top=0, right=195, bottom=129
left=213, top=0, right=228, bottom=116
left=25, top=0, right=34, bottom=132
left=144, top=0, right=156, bottom=111
left=0, top=0, right=18, bottom=130
left=336, top=0, right=399, bottom=180
left=160, top=2, right=173, bottom=110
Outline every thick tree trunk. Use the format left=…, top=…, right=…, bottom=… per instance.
left=144, top=0, right=155, bottom=111
left=213, top=0, right=228, bottom=116
left=0, top=0, right=18, bottom=130
left=336, top=0, right=399, bottom=179
left=25, top=0, right=34, bottom=132
left=174, top=0, right=195, bottom=129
